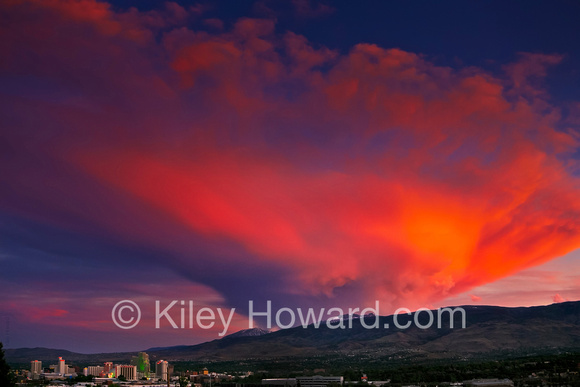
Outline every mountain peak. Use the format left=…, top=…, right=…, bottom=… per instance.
left=225, top=327, right=271, bottom=339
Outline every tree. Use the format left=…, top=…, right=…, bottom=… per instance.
left=0, top=342, right=16, bottom=387
left=178, top=375, right=190, bottom=387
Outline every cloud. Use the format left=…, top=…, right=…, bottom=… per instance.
left=1, top=0, right=580, bottom=351
left=552, top=294, right=567, bottom=303
left=291, top=0, right=335, bottom=18
left=470, top=295, right=482, bottom=302
left=78, top=27, right=580, bottom=309
left=439, top=251, right=580, bottom=308
left=203, top=18, right=224, bottom=30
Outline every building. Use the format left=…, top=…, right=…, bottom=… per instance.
left=262, top=378, right=298, bottom=387
left=30, top=360, right=42, bottom=375
left=57, top=357, right=66, bottom=375
left=104, top=362, right=113, bottom=373
left=84, top=365, right=104, bottom=377
left=464, top=379, right=514, bottom=387
left=115, top=365, right=137, bottom=381
left=131, top=351, right=151, bottom=378
left=40, top=373, right=67, bottom=381
left=297, top=376, right=344, bottom=387
left=156, top=360, right=169, bottom=381
left=263, top=376, right=343, bottom=387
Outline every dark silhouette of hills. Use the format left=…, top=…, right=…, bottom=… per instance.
left=6, top=302, right=580, bottom=364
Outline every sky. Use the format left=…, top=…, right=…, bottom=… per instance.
left=1, top=0, right=580, bottom=353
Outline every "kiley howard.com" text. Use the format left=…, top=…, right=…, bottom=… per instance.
left=111, top=299, right=467, bottom=336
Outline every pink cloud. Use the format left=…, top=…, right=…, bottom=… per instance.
left=552, top=294, right=567, bottom=303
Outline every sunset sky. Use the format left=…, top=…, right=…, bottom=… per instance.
left=1, top=0, right=580, bottom=353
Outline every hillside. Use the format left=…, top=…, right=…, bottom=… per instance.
left=6, top=302, right=580, bottom=365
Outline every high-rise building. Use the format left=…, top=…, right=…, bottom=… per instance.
left=115, top=365, right=137, bottom=381
left=131, top=351, right=151, bottom=378
left=86, top=366, right=104, bottom=376
left=156, top=360, right=169, bottom=381
left=57, top=357, right=66, bottom=375
left=30, top=360, right=42, bottom=375
left=103, top=361, right=114, bottom=378
left=104, top=362, right=114, bottom=375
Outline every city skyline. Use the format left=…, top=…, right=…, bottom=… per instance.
left=1, top=0, right=580, bottom=353
left=26, top=353, right=172, bottom=382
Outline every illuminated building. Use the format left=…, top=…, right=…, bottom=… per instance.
left=131, top=351, right=151, bottom=378
left=104, top=362, right=113, bottom=374
left=115, top=365, right=137, bottom=380
left=156, top=360, right=169, bottom=381
left=85, top=366, right=104, bottom=376
left=30, top=360, right=42, bottom=375
left=57, top=357, right=66, bottom=375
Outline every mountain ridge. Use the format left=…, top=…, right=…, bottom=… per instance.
left=5, top=301, right=580, bottom=364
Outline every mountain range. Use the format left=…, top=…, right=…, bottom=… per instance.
left=5, top=301, right=580, bottom=365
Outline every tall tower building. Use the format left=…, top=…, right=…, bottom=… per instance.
left=156, top=360, right=168, bottom=381
left=131, top=351, right=151, bottom=378
left=104, top=362, right=114, bottom=375
left=57, top=357, right=66, bottom=375
left=30, top=360, right=42, bottom=375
